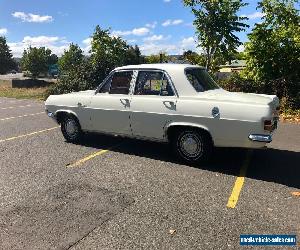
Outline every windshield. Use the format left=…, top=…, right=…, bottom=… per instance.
left=185, top=68, right=220, bottom=92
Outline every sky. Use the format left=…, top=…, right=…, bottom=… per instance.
left=0, top=0, right=265, bottom=57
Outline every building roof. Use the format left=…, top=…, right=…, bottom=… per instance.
left=220, top=60, right=246, bottom=68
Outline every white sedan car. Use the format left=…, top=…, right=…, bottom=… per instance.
left=45, top=64, right=279, bottom=163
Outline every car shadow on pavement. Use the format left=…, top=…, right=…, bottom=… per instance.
left=79, top=133, right=300, bottom=189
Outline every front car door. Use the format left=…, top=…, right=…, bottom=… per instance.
left=89, top=70, right=134, bottom=135
left=130, top=70, right=177, bottom=140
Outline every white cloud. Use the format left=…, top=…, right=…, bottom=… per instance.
left=82, top=38, right=92, bottom=55
left=163, top=0, right=171, bottom=2
left=8, top=36, right=69, bottom=57
left=140, top=36, right=199, bottom=55
left=0, top=28, right=8, bottom=35
left=112, top=27, right=150, bottom=37
left=237, top=45, right=245, bottom=52
left=82, top=38, right=92, bottom=45
left=132, top=27, right=150, bottom=36
left=140, top=43, right=178, bottom=55
left=145, top=21, right=157, bottom=29
left=162, top=19, right=183, bottom=27
left=22, top=36, right=59, bottom=46
left=12, top=11, right=53, bottom=23
left=241, top=12, right=265, bottom=20
left=144, top=35, right=164, bottom=42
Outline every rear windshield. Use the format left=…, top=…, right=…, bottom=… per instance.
left=185, top=68, right=220, bottom=92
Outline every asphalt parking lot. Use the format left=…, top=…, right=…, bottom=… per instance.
left=0, top=97, right=299, bottom=250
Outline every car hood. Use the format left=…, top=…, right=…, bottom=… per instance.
left=199, top=89, right=279, bottom=107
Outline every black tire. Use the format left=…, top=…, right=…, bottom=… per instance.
left=61, top=115, right=82, bottom=143
left=171, top=129, right=212, bottom=164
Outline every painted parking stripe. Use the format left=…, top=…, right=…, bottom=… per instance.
left=0, top=104, right=33, bottom=110
left=227, top=150, right=253, bottom=209
left=0, top=112, right=44, bottom=121
left=0, top=126, right=59, bottom=143
left=66, top=149, right=109, bottom=168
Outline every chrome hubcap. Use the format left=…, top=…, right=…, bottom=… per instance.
left=65, top=120, right=78, bottom=136
left=179, top=133, right=202, bottom=157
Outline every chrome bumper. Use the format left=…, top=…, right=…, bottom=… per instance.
left=249, top=134, right=272, bottom=143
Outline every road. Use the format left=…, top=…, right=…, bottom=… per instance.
left=0, top=97, right=299, bottom=249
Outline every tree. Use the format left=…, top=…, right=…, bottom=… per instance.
left=183, top=0, right=249, bottom=71
left=183, top=50, right=206, bottom=65
left=244, top=0, right=300, bottom=108
left=90, top=26, right=130, bottom=84
left=49, top=26, right=144, bottom=95
left=21, top=47, right=55, bottom=78
left=125, top=45, right=144, bottom=65
left=58, top=43, right=84, bottom=73
left=0, top=36, right=16, bottom=74
left=145, top=53, right=169, bottom=63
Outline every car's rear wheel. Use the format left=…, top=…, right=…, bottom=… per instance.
left=171, top=129, right=212, bottom=164
left=61, top=116, right=82, bottom=143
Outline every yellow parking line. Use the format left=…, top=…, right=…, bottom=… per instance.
left=0, top=104, right=32, bottom=110
left=227, top=150, right=253, bottom=209
left=0, top=112, right=44, bottom=121
left=0, top=126, right=59, bottom=143
left=66, top=149, right=109, bottom=168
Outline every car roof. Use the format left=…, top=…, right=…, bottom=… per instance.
left=115, top=63, right=205, bottom=71
left=114, top=63, right=208, bottom=96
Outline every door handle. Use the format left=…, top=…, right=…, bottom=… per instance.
left=163, top=101, right=176, bottom=109
left=77, top=102, right=87, bottom=108
left=120, top=98, right=130, bottom=107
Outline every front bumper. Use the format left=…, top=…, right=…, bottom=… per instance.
left=248, top=134, right=272, bottom=143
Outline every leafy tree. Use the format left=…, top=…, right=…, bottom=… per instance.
left=21, top=47, right=54, bottom=78
left=90, top=26, right=130, bottom=84
left=125, top=45, right=144, bottom=65
left=145, top=53, right=169, bottom=63
left=183, top=50, right=206, bottom=65
left=49, top=26, right=144, bottom=95
left=58, top=43, right=84, bottom=73
left=245, top=0, right=300, bottom=108
left=183, top=0, right=249, bottom=71
left=48, top=54, right=58, bottom=66
left=0, top=36, right=16, bottom=74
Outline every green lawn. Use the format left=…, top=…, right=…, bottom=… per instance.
left=0, top=85, right=48, bottom=100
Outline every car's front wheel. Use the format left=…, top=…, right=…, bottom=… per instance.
left=171, top=129, right=212, bottom=164
left=61, top=116, right=82, bottom=143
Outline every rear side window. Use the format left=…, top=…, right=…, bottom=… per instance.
left=134, top=71, right=174, bottom=96
left=185, top=68, right=219, bottom=92
left=109, top=71, right=133, bottom=95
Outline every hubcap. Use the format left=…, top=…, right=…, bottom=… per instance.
left=65, top=119, right=78, bottom=136
left=179, top=133, right=202, bottom=157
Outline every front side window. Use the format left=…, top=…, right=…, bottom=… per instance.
left=134, top=71, right=174, bottom=96
left=185, top=68, right=220, bottom=92
left=109, top=71, right=133, bottom=94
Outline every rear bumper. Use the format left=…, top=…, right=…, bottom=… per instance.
left=248, top=134, right=272, bottom=143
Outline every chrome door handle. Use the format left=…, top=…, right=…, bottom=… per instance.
left=163, top=101, right=176, bottom=109
left=77, top=102, right=87, bottom=108
left=120, top=98, right=130, bottom=107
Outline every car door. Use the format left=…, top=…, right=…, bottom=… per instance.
left=130, top=70, right=178, bottom=140
left=89, top=70, right=134, bottom=135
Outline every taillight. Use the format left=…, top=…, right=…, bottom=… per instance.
left=264, top=120, right=273, bottom=131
